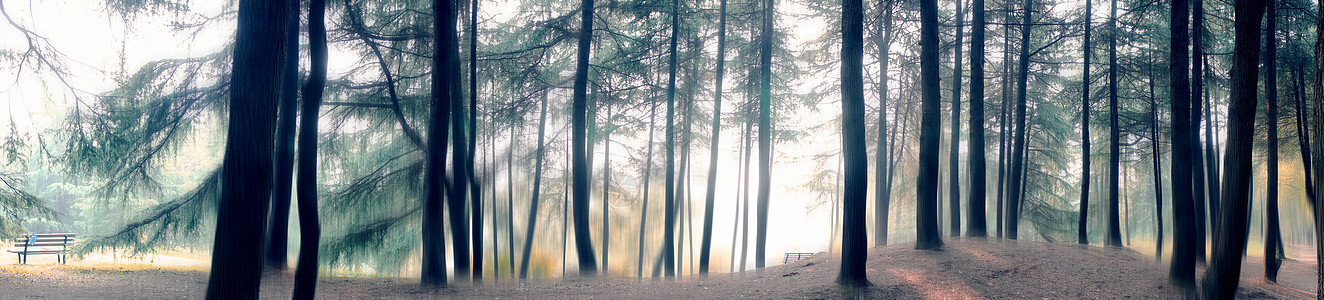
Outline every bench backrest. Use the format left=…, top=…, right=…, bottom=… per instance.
left=13, top=233, right=76, bottom=248
left=782, top=252, right=816, bottom=264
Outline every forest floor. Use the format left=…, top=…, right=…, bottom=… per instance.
left=0, top=239, right=1315, bottom=299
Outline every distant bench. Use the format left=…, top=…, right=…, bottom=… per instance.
left=783, top=252, right=816, bottom=264
left=7, top=233, right=76, bottom=264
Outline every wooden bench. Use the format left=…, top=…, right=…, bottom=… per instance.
left=7, top=233, right=76, bottom=264
left=783, top=252, right=816, bottom=264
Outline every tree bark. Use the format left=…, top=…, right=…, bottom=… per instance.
left=1165, top=0, right=1195, bottom=290
left=266, top=0, right=299, bottom=270
left=448, top=0, right=473, bottom=279
left=206, top=0, right=287, bottom=296
left=1200, top=0, right=1268, bottom=293
left=755, top=0, right=775, bottom=268
left=1293, top=65, right=1315, bottom=207
left=874, top=0, right=897, bottom=246
left=947, top=0, right=966, bottom=236
left=1148, top=55, right=1164, bottom=263
left=1105, top=0, right=1123, bottom=247
left=518, top=93, right=549, bottom=280
left=638, top=101, right=656, bottom=278
left=468, top=0, right=484, bottom=283
left=663, top=0, right=680, bottom=277
left=837, top=0, right=871, bottom=286
left=1078, top=0, right=1093, bottom=245
left=699, top=0, right=728, bottom=274
left=292, top=0, right=326, bottom=296
left=916, top=0, right=945, bottom=249
left=602, top=102, right=612, bottom=275
left=1004, top=0, right=1033, bottom=241
left=1189, top=0, right=1208, bottom=263
left=571, top=0, right=600, bottom=277
left=996, top=7, right=1012, bottom=239
left=1263, top=0, right=1282, bottom=282
left=965, top=0, right=987, bottom=237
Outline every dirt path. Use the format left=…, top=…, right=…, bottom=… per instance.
left=0, top=239, right=1314, bottom=299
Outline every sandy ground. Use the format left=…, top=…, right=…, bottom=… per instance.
left=0, top=239, right=1315, bottom=299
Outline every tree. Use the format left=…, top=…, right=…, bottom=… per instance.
left=837, top=0, right=871, bottom=287
left=948, top=0, right=966, bottom=237
left=1200, top=0, right=1267, bottom=294
left=206, top=0, right=289, bottom=296
left=1104, top=0, right=1122, bottom=247
left=698, top=0, right=728, bottom=275
left=519, top=93, right=550, bottom=280
left=754, top=0, right=775, bottom=268
left=638, top=100, right=657, bottom=278
left=1004, top=0, right=1033, bottom=240
left=1147, top=54, right=1164, bottom=263
left=602, top=101, right=613, bottom=275
left=571, top=0, right=601, bottom=277
left=422, top=0, right=461, bottom=287
left=1263, top=0, right=1282, bottom=282
left=874, top=0, right=897, bottom=246
left=292, top=0, right=327, bottom=295
left=1189, top=0, right=1208, bottom=263
left=915, top=0, right=944, bottom=250
left=468, top=0, right=484, bottom=283
left=1078, top=0, right=1093, bottom=245
left=1312, top=0, right=1324, bottom=291
left=448, top=0, right=474, bottom=279
left=663, top=0, right=680, bottom=278
left=965, top=0, right=987, bottom=238
left=266, top=0, right=299, bottom=270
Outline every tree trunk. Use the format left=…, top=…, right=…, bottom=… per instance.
left=448, top=0, right=473, bottom=279
left=663, top=0, right=681, bottom=278
left=421, top=0, right=456, bottom=287
left=915, top=0, right=944, bottom=249
left=638, top=101, right=657, bottom=278
left=1165, top=0, right=1195, bottom=290
left=1200, top=0, right=1268, bottom=294
left=838, top=0, right=871, bottom=286
left=571, top=0, right=600, bottom=277
left=754, top=0, right=775, bottom=269
left=292, top=0, right=326, bottom=296
left=1262, top=0, right=1282, bottom=282
left=266, top=0, right=299, bottom=270
left=1104, top=0, right=1122, bottom=247
left=996, top=1, right=1012, bottom=239
left=1078, top=0, right=1093, bottom=245
left=1004, top=0, right=1033, bottom=241
left=602, top=103, right=612, bottom=275
left=1148, top=55, right=1164, bottom=263
left=874, top=0, right=896, bottom=246
left=947, top=0, right=966, bottom=237
left=506, top=125, right=517, bottom=277
left=729, top=122, right=745, bottom=272
left=518, top=93, right=550, bottom=281
left=964, top=0, right=987, bottom=237
left=1312, top=5, right=1324, bottom=290
left=468, top=0, right=484, bottom=283
left=207, top=0, right=288, bottom=296
left=1292, top=65, right=1315, bottom=207
left=740, top=119, right=753, bottom=271
left=699, top=0, right=728, bottom=274
left=1189, top=0, right=1208, bottom=264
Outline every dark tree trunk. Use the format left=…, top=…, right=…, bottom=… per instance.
left=740, top=119, right=753, bottom=271
left=837, top=0, right=871, bottom=286
left=638, top=101, right=657, bottom=278
left=1189, top=0, right=1208, bottom=263
left=663, top=0, right=680, bottom=277
left=518, top=93, right=549, bottom=280
left=571, top=0, right=600, bottom=277
left=506, top=125, right=517, bottom=277
left=448, top=0, right=473, bottom=279
left=965, top=0, right=987, bottom=237
left=915, top=0, right=944, bottom=249
left=602, top=103, right=612, bottom=275
left=1200, top=0, right=1268, bottom=294
left=1004, top=0, right=1033, bottom=241
left=1165, top=0, right=1195, bottom=290
left=874, top=0, right=896, bottom=246
left=1105, top=0, right=1122, bottom=247
left=1263, top=0, right=1282, bottom=282
left=729, top=122, right=745, bottom=272
left=1078, top=0, right=1093, bottom=245
left=948, top=0, right=966, bottom=237
left=292, top=0, right=327, bottom=296
left=1311, top=1, right=1324, bottom=292
left=421, top=0, right=460, bottom=287
left=1293, top=65, right=1315, bottom=206
left=468, top=0, right=483, bottom=283
left=266, top=0, right=299, bottom=270
left=755, top=0, right=775, bottom=269
left=699, top=0, right=727, bottom=274
left=1148, top=56, right=1164, bottom=263
left=206, top=0, right=288, bottom=296
left=996, top=8, right=1011, bottom=239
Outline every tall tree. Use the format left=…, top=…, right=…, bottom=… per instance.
left=1263, top=0, right=1281, bottom=282
left=1147, top=55, right=1164, bottom=262
left=915, top=0, right=944, bottom=249
left=947, top=0, right=966, bottom=236
left=292, top=0, right=327, bottom=296
left=1004, top=0, right=1033, bottom=240
left=1104, top=0, right=1122, bottom=247
left=996, top=4, right=1012, bottom=238
left=602, top=102, right=612, bottom=275
left=874, top=0, right=897, bottom=246
left=663, top=0, right=680, bottom=277
left=448, top=0, right=474, bottom=279
left=698, top=0, right=728, bottom=275
left=837, top=0, right=871, bottom=287
left=519, top=93, right=550, bottom=280
left=1189, top=0, right=1208, bottom=263
left=965, top=0, right=987, bottom=237
left=1200, top=0, right=1267, bottom=294
left=422, top=0, right=460, bottom=287
left=206, top=0, right=288, bottom=296
left=1311, top=0, right=1324, bottom=292
left=571, top=0, right=600, bottom=277
left=266, top=0, right=299, bottom=270
left=1166, top=0, right=1195, bottom=289
left=1078, top=0, right=1093, bottom=245
left=755, top=0, right=775, bottom=268
left=638, top=101, right=657, bottom=278
left=1292, top=65, right=1315, bottom=206
left=468, top=0, right=484, bottom=282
